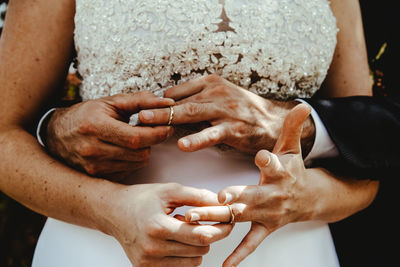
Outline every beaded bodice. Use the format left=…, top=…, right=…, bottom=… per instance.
left=74, top=0, right=337, bottom=101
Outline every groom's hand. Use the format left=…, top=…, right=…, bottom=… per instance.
left=139, top=74, right=316, bottom=156
left=44, top=91, right=174, bottom=180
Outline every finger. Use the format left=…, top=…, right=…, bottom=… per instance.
left=98, top=118, right=173, bottom=149
left=185, top=206, right=232, bottom=223
left=218, top=185, right=282, bottom=206
left=164, top=184, right=219, bottom=207
left=187, top=203, right=269, bottom=223
left=163, top=76, right=207, bottom=100
left=154, top=240, right=210, bottom=257
left=175, top=214, right=201, bottom=225
left=273, top=103, right=312, bottom=155
left=174, top=214, right=187, bottom=222
left=255, top=150, right=286, bottom=183
left=162, top=256, right=203, bottom=267
left=177, top=124, right=228, bottom=152
left=105, top=91, right=175, bottom=114
left=82, top=141, right=151, bottom=162
left=138, top=102, right=219, bottom=125
left=223, top=223, right=270, bottom=267
left=156, top=216, right=233, bottom=246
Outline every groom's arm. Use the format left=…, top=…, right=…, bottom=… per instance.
left=303, top=95, right=400, bottom=180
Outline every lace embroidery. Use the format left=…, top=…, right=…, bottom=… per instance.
left=74, top=0, right=338, bottom=101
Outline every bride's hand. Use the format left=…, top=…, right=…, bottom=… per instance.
left=185, top=103, right=378, bottom=267
left=45, top=91, right=174, bottom=180
left=103, top=183, right=233, bottom=267
left=138, top=74, right=315, bottom=155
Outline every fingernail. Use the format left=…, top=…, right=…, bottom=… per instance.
left=180, top=138, right=191, bottom=148
left=224, top=193, right=233, bottom=204
left=190, top=213, right=200, bottom=222
left=141, top=110, right=154, bottom=121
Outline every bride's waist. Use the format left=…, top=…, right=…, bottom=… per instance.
left=122, top=137, right=259, bottom=191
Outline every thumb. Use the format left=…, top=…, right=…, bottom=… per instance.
left=106, top=91, right=175, bottom=115
left=273, top=103, right=311, bottom=155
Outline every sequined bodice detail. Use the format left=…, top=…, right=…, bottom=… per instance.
left=75, top=0, right=337, bottom=101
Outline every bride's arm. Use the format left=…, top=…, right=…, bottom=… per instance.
left=319, top=0, right=372, bottom=97
left=0, top=1, right=231, bottom=266
left=0, top=0, right=106, bottom=229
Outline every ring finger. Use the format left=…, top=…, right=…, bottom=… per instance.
left=138, top=102, right=219, bottom=125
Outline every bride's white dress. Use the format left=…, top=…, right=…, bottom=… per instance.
left=32, top=0, right=340, bottom=266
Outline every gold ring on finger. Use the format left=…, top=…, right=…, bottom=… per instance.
left=226, top=204, right=235, bottom=224
left=167, top=105, right=174, bottom=125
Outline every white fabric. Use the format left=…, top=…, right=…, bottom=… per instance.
left=33, top=0, right=340, bottom=266
left=296, top=99, right=339, bottom=166
left=74, top=0, right=337, bottom=101
left=36, top=108, right=56, bottom=147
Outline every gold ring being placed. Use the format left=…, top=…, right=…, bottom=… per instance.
left=226, top=204, right=235, bottom=224
left=167, top=106, right=174, bottom=125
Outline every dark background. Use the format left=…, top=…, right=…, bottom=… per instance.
left=0, top=1, right=397, bottom=266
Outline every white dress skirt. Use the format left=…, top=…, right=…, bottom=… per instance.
left=32, top=137, right=339, bottom=267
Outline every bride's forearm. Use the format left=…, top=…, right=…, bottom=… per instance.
left=307, top=167, right=379, bottom=223
left=0, top=126, right=121, bottom=234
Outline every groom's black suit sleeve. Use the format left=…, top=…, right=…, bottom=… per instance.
left=304, top=95, right=400, bottom=180
left=303, top=96, right=400, bottom=267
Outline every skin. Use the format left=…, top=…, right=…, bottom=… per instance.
left=185, top=104, right=379, bottom=267
left=45, top=92, right=175, bottom=181
left=0, top=0, right=377, bottom=266
left=138, top=0, right=372, bottom=153
left=0, top=1, right=233, bottom=266
left=44, top=0, right=372, bottom=172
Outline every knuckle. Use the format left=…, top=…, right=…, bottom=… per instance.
left=185, top=103, right=200, bottom=117
left=198, top=188, right=212, bottom=200
left=77, top=119, right=97, bottom=135
left=205, top=74, right=221, bottom=83
left=76, top=143, right=98, bottom=158
left=128, top=136, right=141, bottom=149
left=197, top=233, right=213, bottom=246
left=192, top=257, right=203, bottom=266
left=214, top=84, right=230, bottom=95
left=140, top=242, right=158, bottom=256
left=270, top=190, right=289, bottom=202
left=84, top=163, right=99, bottom=176
left=146, top=221, right=167, bottom=238
left=208, top=128, right=222, bottom=143
left=164, top=182, right=182, bottom=193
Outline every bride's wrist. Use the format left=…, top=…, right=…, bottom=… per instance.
left=85, top=179, right=128, bottom=236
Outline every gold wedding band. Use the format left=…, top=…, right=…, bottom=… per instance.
left=167, top=106, right=174, bottom=125
left=226, top=204, right=235, bottom=224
